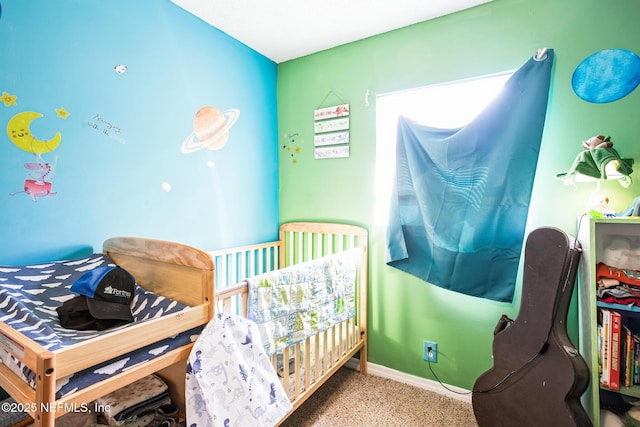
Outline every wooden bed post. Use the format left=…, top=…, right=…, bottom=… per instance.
left=279, top=227, right=287, bottom=268
left=34, top=351, right=55, bottom=427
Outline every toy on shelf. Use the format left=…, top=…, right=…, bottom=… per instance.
left=556, top=134, right=635, bottom=218
left=582, top=135, right=614, bottom=150
left=588, top=193, right=615, bottom=218
left=555, top=134, right=634, bottom=186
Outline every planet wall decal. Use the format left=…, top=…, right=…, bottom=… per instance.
left=572, top=48, right=640, bottom=103
left=181, top=106, right=240, bottom=154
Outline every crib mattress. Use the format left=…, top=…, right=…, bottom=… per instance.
left=0, top=253, right=201, bottom=399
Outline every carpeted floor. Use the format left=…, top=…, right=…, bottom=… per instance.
left=280, top=367, right=479, bottom=427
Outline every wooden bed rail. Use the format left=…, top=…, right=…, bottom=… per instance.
left=103, top=236, right=215, bottom=270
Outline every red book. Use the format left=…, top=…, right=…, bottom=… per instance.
left=600, top=309, right=610, bottom=388
left=610, top=311, right=622, bottom=390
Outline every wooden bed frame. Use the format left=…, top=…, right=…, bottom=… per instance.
left=210, top=222, right=368, bottom=424
left=0, top=237, right=215, bottom=427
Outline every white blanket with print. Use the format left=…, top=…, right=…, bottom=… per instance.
left=186, top=312, right=292, bottom=427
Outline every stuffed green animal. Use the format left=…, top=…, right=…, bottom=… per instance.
left=582, top=134, right=614, bottom=150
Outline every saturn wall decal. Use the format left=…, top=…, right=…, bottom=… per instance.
left=181, top=106, right=240, bottom=154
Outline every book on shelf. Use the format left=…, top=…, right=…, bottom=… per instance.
left=610, top=310, right=621, bottom=390
left=635, top=336, right=640, bottom=385
left=598, top=323, right=603, bottom=379
left=600, top=308, right=611, bottom=388
left=596, top=308, right=640, bottom=389
left=622, top=325, right=633, bottom=388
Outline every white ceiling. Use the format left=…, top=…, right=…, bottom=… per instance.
left=170, top=0, right=494, bottom=63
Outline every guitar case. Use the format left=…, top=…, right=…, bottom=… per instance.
left=472, top=227, right=592, bottom=427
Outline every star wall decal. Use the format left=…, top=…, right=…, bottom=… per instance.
left=55, top=107, right=70, bottom=119
left=1, top=91, right=17, bottom=107
left=282, top=132, right=303, bottom=164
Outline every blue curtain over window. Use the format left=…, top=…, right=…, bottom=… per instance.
left=386, top=50, right=554, bottom=302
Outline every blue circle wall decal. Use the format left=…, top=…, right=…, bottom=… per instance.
left=572, top=48, right=640, bottom=103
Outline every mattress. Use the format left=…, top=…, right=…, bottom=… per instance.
left=0, top=253, right=201, bottom=399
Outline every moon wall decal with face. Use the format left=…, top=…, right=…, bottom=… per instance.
left=7, top=111, right=62, bottom=155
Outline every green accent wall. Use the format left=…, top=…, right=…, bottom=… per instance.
left=277, top=0, right=640, bottom=389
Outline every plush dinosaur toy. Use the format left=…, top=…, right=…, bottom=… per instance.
left=583, top=135, right=614, bottom=150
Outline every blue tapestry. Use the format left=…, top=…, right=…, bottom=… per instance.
left=386, top=50, right=554, bottom=302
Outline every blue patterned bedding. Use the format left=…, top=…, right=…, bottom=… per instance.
left=0, top=253, right=201, bottom=398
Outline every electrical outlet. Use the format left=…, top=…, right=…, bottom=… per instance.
left=423, top=340, right=437, bottom=363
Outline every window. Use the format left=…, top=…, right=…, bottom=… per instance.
left=374, top=72, right=514, bottom=225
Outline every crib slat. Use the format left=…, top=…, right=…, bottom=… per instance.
left=342, top=323, right=347, bottom=356
left=327, top=327, right=332, bottom=368
left=240, top=291, right=248, bottom=316
left=331, top=325, right=336, bottom=366
left=306, top=233, right=312, bottom=262
left=304, top=338, right=311, bottom=391
left=314, top=333, right=320, bottom=384
left=282, top=347, right=291, bottom=399
left=230, top=254, right=238, bottom=285
left=296, top=231, right=302, bottom=263
left=314, top=233, right=319, bottom=257
left=293, top=343, right=300, bottom=399
left=222, top=297, right=231, bottom=313
left=273, top=245, right=279, bottom=270
left=257, top=248, right=264, bottom=276
left=335, top=325, right=340, bottom=363
left=218, top=256, right=227, bottom=288
left=345, top=322, right=350, bottom=354
left=323, top=329, right=330, bottom=371
left=349, top=318, right=355, bottom=347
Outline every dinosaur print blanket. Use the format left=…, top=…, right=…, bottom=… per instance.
left=186, top=312, right=292, bottom=427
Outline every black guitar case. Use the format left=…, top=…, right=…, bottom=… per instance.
left=472, top=227, right=592, bottom=427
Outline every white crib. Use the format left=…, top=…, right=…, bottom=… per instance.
left=209, top=222, right=368, bottom=424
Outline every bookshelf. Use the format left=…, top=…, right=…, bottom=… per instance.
left=577, top=216, right=640, bottom=426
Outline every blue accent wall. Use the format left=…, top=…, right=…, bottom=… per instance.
left=0, top=0, right=279, bottom=265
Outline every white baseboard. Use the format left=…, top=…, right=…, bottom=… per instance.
left=344, top=358, right=472, bottom=403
